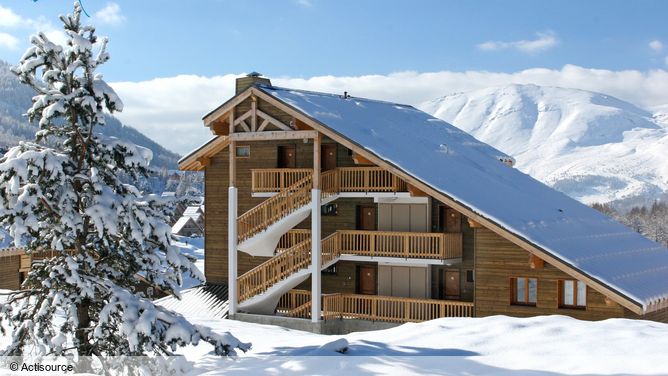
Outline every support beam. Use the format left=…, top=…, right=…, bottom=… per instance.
left=239, top=120, right=251, bottom=133
left=251, top=96, right=257, bottom=132
left=228, top=108, right=235, bottom=135
left=311, top=188, right=322, bottom=322
left=229, top=130, right=318, bottom=141
left=257, top=109, right=293, bottom=131
left=232, top=109, right=252, bottom=127
left=313, top=132, right=321, bottom=189
left=228, top=137, right=238, bottom=316
left=229, top=140, right=236, bottom=186
left=228, top=186, right=238, bottom=316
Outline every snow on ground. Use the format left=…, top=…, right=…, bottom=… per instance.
left=156, top=290, right=668, bottom=376
left=172, top=314, right=668, bottom=376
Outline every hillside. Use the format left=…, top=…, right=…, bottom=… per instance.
left=421, top=84, right=668, bottom=207
left=0, top=60, right=180, bottom=169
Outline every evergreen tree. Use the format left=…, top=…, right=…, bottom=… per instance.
left=0, top=2, right=248, bottom=370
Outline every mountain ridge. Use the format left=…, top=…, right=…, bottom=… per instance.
left=421, top=84, right=668, bottom=207
left=0, top=60, right=180, bottom=169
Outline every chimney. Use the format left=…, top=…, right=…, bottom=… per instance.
left=236, top=71, right=271, bottom=94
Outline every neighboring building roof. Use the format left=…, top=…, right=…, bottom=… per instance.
left=183, top=206, right=203, bottom=217
left=172, top=216, right=202, bottom=234
left=255, top=84, right=668, bottom=312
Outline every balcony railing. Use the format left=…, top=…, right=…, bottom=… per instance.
left=238, top=230, right=462, bottom=304
left=323, top=293, right=474, bottom=322
left=276, top=289, right=312, bottom=317
left=275, top=289, right=474, bottom=322
left=252, top=168, right=312, bottom=193
left=251, top=167, right=408, bottom=193
left=335, top=230, right=463, bottom=260
left=276, top=229, right=311, bottom=253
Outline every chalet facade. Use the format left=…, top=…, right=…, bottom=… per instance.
left=179, top=73, right=668, bottom=329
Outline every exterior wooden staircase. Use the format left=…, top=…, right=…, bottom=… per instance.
left=236, top=167, right=409, bottom=257
left=236, top=229, right=463, bottom=314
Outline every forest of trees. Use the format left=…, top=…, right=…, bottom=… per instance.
left=592, top=202, right=668, bottom=247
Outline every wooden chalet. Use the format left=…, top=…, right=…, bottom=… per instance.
left=178, top=73, right=668, bottom=329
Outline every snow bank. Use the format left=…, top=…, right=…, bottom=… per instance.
left=175, top=315, right=668, bottom=375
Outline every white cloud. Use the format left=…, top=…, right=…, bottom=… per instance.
left=478, top=32, right=558, bottom=53
left=110, top=65, right=668, bottom=155
left=0, top=5, right=23, bottom=28
left=0, top=5, right=66, bottom=48
left=0, top=32, right=18, bottom=49
left=94, top=3, right=126, bottom=25
left=649, top=40, right=663, bottom=52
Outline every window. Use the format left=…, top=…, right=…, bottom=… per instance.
left=559, top=280, right=587, bottom=309
left=321, top=203, right=338, bottom=216
left=511, top=277, right=537, bottom=306
left=235, top=145, right=250, bottom=158
left=323, top=264, right=338, bottom=275
left=466, top=270, right=474, bottom=283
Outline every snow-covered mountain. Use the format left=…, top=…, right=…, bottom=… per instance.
left=421, top=84, right=668, bottom=207
left=0, top=60, right=180, bottom=169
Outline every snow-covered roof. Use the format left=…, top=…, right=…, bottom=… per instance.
left=183, top=206, right=203, bottom=217
left=172, top=216, right=200, bottom=234
left=259, top=84, right=668, bottom=312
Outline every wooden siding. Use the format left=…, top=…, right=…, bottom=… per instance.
left=0, top=255, right=21, bottom=290
left=474, top=228, right=626, bottom=320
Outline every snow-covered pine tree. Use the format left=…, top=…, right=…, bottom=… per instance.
left=0, top=2, right=248, bottom=368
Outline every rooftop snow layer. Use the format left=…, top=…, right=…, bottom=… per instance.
left=261, top=84, right=668, bottom=310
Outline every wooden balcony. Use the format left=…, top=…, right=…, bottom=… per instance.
left=237, top=230, right=462, bottom=304
left=277, top=289, right=474, bottom=322
left=251, top=167, right=408, bottom=193
left=252, top=168, right=312, bottom=192
left=333, top=230, right=463, bottom=260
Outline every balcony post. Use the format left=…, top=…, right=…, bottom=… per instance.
left=228, top=109, right=238, bottom=316
left=311, top=133, right=322, bottom=322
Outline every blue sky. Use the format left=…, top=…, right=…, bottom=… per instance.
left=2, top=1, right=667, bottom=81
left=1, top=1, right=668, bottom=154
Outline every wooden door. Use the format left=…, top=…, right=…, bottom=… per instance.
left=357, top=206, right=376, bottom=230
left=321, top=144, right=337, bottom=171
left=277, top=145, right=296, bottom=168
left=444, top=270, right=460, bottom=299
left=358, top=265, right=376, bottom=295
left=439, top=207, right=462, bottom=233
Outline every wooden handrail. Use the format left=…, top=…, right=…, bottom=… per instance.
left=252, top=168, right=312, bottom=192
left=241, top=167, right=411, bottom=243
left=323, top=293, right=474, bottom=322
left=336, top=167, right=407, bottom=193
left=237, top=230, right=462, bottom=304
left=286, top=300, right=312, bottom=319
left=251, top=167, right=408, bottom=193
left=276, top=289, right=311, bottom=314
left=336, top=230, right=462, bottom=259
left=276, top=229, right=311, bottom=253
left=237, top=239, right=312, bottom=302
left=237, top=173, right=314, bottom=243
